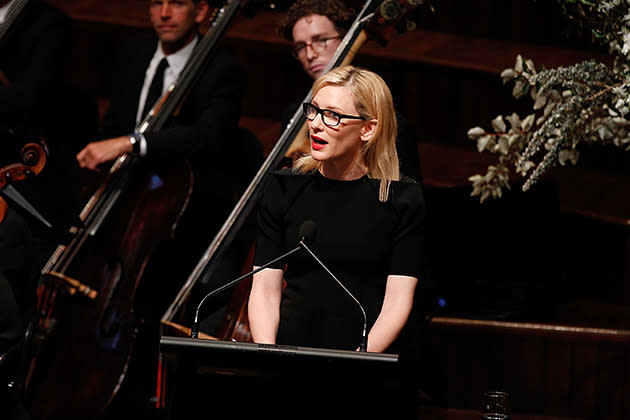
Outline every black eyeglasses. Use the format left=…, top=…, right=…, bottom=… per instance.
left=302, top=102, right=367, bottom=127
left=292, top=36, right=341, bottom=59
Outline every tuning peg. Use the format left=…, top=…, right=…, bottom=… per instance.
left=379, top=1, right=402, bottom=21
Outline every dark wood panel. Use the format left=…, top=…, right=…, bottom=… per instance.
left=47, top=1, right=612, bottom=71
left=571, top=343, right=599, bottom=417
left=545, top=342, right=572, bottom=415
left=422, top=319, right=630, bottom=419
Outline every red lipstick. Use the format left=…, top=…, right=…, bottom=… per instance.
left=311, top=135, right=327, bottom=151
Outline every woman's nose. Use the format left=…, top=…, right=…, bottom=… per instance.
left=309, top=112, right=325, bottom=130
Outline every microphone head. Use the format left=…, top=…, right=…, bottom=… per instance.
left=298, top=220, right=317, bottom=244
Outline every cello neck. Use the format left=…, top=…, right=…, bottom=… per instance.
left=0, top=0, right=29, bottom=47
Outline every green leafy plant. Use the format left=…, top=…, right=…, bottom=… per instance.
left=468, top=0, right=630, bottom=202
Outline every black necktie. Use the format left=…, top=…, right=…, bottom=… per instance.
left=142, top=57, right=169, bottom=119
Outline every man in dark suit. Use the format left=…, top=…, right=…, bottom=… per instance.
left=76, top=0, right=250, bottom=297
left=74, top=2, right=255, bottom=415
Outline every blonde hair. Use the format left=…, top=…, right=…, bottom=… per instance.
left=295, top=65, right=399, bottom=201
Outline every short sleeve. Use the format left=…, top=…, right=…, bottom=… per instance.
left=253, top=172, right=287, bottom=269
left=389, top=181, right=426, bottom=279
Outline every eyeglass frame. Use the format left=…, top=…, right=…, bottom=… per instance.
left=302, top=102, right=367, bottom=127
left=292, top=35, right=342, bottom=59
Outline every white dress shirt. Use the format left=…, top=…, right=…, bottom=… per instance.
left=134, top=37, right=198, bottom=155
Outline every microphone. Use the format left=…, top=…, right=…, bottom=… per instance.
left=297, top=221, right=368, bottom=352
left=190, top=221, right=317, bottom=339
left=297, top=219, right=317, bottom=243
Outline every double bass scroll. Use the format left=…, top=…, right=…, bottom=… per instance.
left=0, top=142, right=47, bottom=224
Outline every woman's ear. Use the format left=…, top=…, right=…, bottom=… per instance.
left=360, top=119, right=378, bottom=142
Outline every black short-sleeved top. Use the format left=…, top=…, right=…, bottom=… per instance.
left=254, top=170, right=425, bottom=350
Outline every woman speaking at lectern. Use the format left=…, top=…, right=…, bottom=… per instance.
left=248, top=65, right=426, bottom=354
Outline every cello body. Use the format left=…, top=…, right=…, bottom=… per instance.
left=24, top=160, right=192, bottom=420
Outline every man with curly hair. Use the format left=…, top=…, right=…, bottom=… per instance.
left=276, top=0, right=354, bottom=79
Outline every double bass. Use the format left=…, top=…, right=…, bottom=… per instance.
left=21, top=1, right=257, bottom=418
left=158, top=0, right=432, bottom=409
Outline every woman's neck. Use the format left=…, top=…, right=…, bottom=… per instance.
left=319, top=160, right=367, bottom=181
